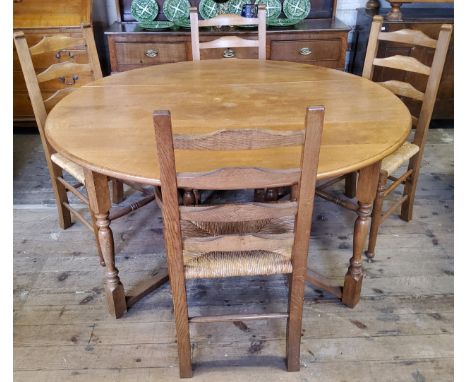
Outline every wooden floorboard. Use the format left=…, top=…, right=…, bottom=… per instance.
left=13, top=129, right=453, bottom=381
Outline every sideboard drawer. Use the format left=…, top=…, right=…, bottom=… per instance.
left=270, top=39, right=342, bottom=63
left=114, top=42, right=187, bottom=65
left=200, top=47, right=258, bottom=60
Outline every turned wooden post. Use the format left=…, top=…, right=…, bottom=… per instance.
left=366, top=0, right=380, bottom=10
left=85, top=170, right=127, bottom=318
left=342, top=161, right=381, bottom=308
left=386, top=2, right=403, bottom=21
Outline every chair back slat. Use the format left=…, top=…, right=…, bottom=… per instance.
left=377, top=80, right=424, bottom=101
left=183, top=232, right=294, bottom=254
left=43, top=87, right=77, bottom=109
left=373, top=55, right=431, bottom=75
left=173, top=128, right=304, bottom=150
left=190, top=5, right=267, bottom=61
left=176, top=167, right=301, bottom=190
left=36, top=62, right=93, bottom=83
left=29, top=35, right=86, bottom=55
left=200, top=36, right=259, bottom=50
left=378, top=29, right=437, bottom=48
left=198, top=14, right=260, bottom=27
left=180, top=201, right=298, bottom=222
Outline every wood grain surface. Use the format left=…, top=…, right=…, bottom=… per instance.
left=45, top=59, right=412, bottom=184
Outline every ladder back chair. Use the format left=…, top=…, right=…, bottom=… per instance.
left=154, top=106, right=324, bottom=377
left=316, top=15, right=452, bottom=259
left=14, top=25, right=154, bottom=266
left=190, top=5, right=267, bottom=61
left=363, top=16, right=452, bottom=258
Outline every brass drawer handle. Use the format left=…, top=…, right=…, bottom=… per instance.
left=223, top=48, right=236, bottom=58
left=59, top=74, right=79, bottom=86
left=299, top=47, right=312, bottom=56
left=145, top=49, right=159, bottom=58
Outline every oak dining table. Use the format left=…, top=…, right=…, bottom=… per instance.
left=45, top=59, right=412, bottom=318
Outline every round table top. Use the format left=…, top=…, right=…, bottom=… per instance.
left=45, top=59, right=412, bottom=185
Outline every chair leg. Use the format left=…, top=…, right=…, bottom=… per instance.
left=111, top=179, right=125, bottom=204
left=365, top=172, right=387, bottom=259
left=400, top=155, right=421, bottom=222
left=344, top=172, right=357, bottom=198
left=286, top=273, right=306, bottom=372
left=49, top=162, right=72, bottom=229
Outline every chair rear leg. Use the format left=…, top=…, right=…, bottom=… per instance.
left=344, top=172, right=357, bottom=198
left=401, top=155, right=422, bottom=222
left=49, top=162, right=72, bottom=229
left=112, top=179, right=125, bottom=204
left=169, top=274, right=193, bottom=378
left=365, top=172, right=387, bottom=259
left=286, top=273, right=306, bottom=372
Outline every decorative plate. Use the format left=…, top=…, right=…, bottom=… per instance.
left=131, top=0, right=159, bottom=23
left=266, top=17, right=301, bottom=27
left=199, top=0, right=219, bottom=19
left=163, top=0, right=191, bottom=22
left=228, top=0, right=251, bottom=15
left=173, top=17, right=191, bottom=28
left=282, top=0, right=310, bottom=21
left=138, top=20, right=174, bottom=30
left=255, top=0, right=282, bottom=20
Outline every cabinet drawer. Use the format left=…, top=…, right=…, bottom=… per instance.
left=270, top=39, right=342, bottom=62
left=114, top=42, right=187, bottom=65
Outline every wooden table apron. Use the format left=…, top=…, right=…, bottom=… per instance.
left=45, top=59, right=411, bottom=317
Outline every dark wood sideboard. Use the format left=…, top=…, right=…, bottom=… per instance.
left=105, top=0, right=350, bottom=73
left=350, top=7, right=454, bottom=120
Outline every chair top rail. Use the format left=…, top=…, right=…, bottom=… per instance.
left=29, top=35, right=86, bottom=56
left=173, top=128, right=305, bottom=150
left=198, top=13, right=260, bottom=27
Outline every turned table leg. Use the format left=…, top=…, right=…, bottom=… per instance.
left=342, top=162, right=381, bottom=308
left=85, top=170, right=127, bottom=318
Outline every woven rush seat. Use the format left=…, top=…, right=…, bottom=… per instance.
left=181, top=216, right=294, bottom=279
left=381, top=141, right=419, bottom=176
left=50, top=153, right=85, bottom=183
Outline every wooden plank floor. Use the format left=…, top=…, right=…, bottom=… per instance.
left=13, top=129, right=454, bottom=381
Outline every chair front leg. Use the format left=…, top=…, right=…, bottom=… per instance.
left=111, top=178, right=125, bottom=204
left=49, top=161, right=72, bottom=229
left=365, top=171, right=388, bottom=259
left=342, top=161, right=381, bottom=308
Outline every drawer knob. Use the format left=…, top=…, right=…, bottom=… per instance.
left=299, top=47, right=312, bottom=56
left=59, top=74, right=79, bottom=86
left=145, top=49, right=159, bottom=58
left=223, top=48, right=236, bottom=58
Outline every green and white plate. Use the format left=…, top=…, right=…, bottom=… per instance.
left=131, top=0, right=159, bottom=23
left=163, top=0, right=190, bottom=21
left=255, top=0, right=282, bottom=20
left=138, top=20, right=174, bottom=30
left=282, top=0, right=310, bottom=21
left=199, top=0, right=219, bottom=19
left=173, top=17, right=191, bottom=28
left=266, top=17, right=301, bottom=27
left=228, top=0, right=251, bottom=15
